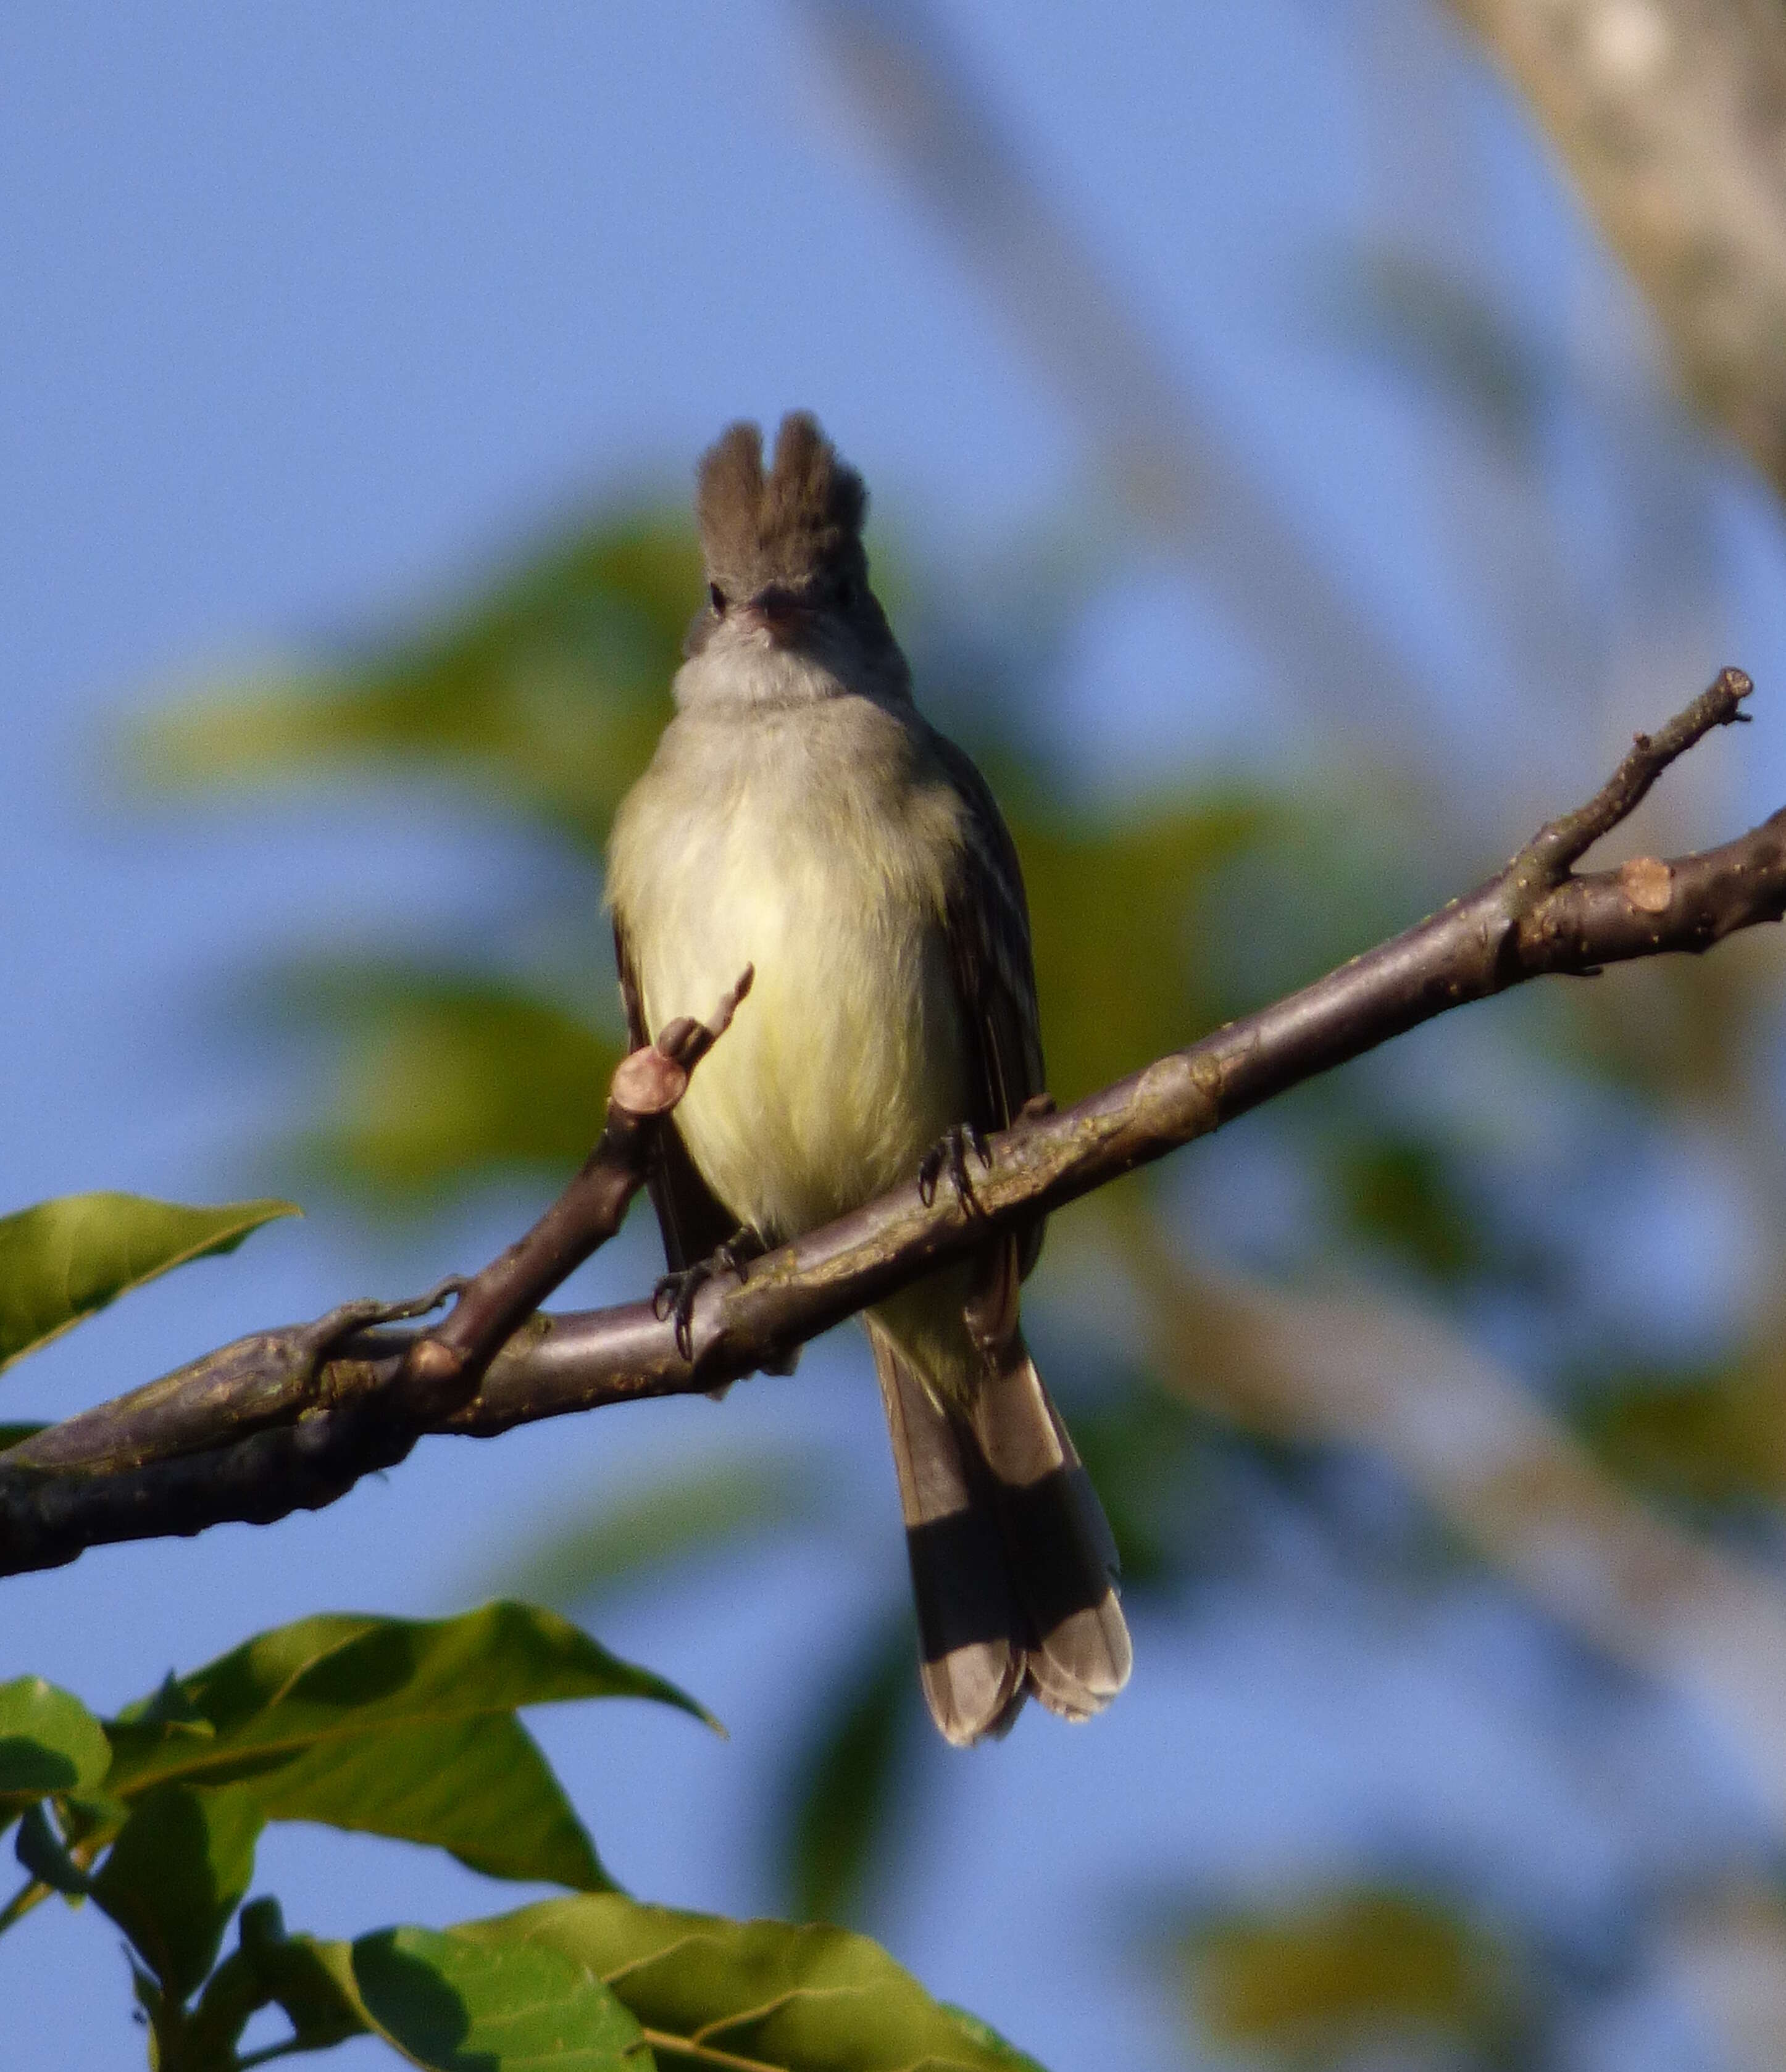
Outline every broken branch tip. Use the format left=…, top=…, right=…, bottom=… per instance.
left=611, top=1045, right=691, bottom=1117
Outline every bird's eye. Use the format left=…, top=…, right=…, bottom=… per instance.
left=708, top=583, right=727, bottom=615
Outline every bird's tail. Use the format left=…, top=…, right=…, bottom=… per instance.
left=869, top=1301, right=1131, bottom=1747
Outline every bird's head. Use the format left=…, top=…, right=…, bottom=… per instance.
left=685, top=413, right=902, bottom=689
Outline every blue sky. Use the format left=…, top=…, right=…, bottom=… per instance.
left=7, top=4, right=1786, bottom=2068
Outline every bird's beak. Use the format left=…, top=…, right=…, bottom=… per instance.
left=742, top=585, right=812, bottom=647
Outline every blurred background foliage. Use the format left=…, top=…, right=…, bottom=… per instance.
left=1179, top=1883, right=1538, bottom=2070
left=97, top=0, right=1786, bottom=2064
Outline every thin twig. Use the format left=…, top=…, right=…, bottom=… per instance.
left=1517, top=665, right=1751, bottom=881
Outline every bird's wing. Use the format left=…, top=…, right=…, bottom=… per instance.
left=927, top=729, right=1048, bottom=1276
left=612, top=914, right=740, bottom=1273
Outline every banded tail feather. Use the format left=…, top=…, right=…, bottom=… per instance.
left=870, top=1321, right=1131, bottom=1747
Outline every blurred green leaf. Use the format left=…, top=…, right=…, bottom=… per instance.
left=1332, top=1131, right=1488, bottom=1281
left=1325, top=242, right=1554, bottom=454
left=443, top=1893, right=1048, bottom=2070
left=133, top=506, right=698, bottom=1212
left=1212, top=784, right=1429, bottom=983
left=779, top=1612, right=919, bottom=1926
left=1016, top=798, right=1267, bottom=1103
left=0, top=1677, right=111, bottom=1822
left=90, top=1783, right=264, bottom=2001
left=1547, top=946, right=1782, bottom=1110
left=1575, top=1349, right=1786, bottom=1520
left=0, top=1192, right=299, bottom=1375
left=494, top=1453, right=821, bottom=1608
left=1182, top=1885, right=1525, bottom=2066
left=1059, top=1379, right=1217, bottom=1592
left=1321, top=1120, right=1550, bottom=1294
left=275, top=965, right=622, bottom=1197
left=135, top=513, right=698, bottom=850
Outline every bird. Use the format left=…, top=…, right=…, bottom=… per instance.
left=606, top=412, right=1130, bottom=1744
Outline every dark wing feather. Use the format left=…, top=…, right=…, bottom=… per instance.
left=926, top=729, right=1048, bottom=1279
left=612, top=915, right=739, bottom=1273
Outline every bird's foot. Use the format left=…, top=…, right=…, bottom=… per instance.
left=917, top=1122, right=993, bottom=1214
left=651, top=1232, right=765, bottom=1362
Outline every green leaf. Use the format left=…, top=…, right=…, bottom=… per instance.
left=277, top=969, right=622, bottom=1197
left=308, top=1922, right=646, bottom=2071
left=778, top=1613, right=918, bottom=1926
left=1574, top=1352, right=1786, bottom=1520
left=133, top=512, right=696, bottom=851
left=102, top=1604, right=709, bottom=1886
left=1017, top=799, right=1267, bottom=1105
left=1059, top=1380, right=1216, bottom=1593
left=0, top=1677, right=111, bottom=1818
left=1181, top=1884, right=1525, bottom=2062
left=494, top=1453, right=821, bottom=1608
left=245, top=1895, right=1046, bottom=2072
left=109, top=1601, right=711, bottom=1789
left=1189, top=784, right=1427, bottom=1028
left=470, top=1893, right=1049, bottom=2070
left=932, top=2009, right=1040, bottom=2065
left=1329, top=1130, right=1497, bottom=1284
left=0, top=1192, right=299, bottom=1374
left=1324, top=241, right=1553, bottom=454
left=193, top=1897, right=365, bottom=2062
left=88, top=1783, right=264, bottom=1999
left=252, top=1715, right=607, bottom=1890
left=14, top=1801, right=92, bottom=1894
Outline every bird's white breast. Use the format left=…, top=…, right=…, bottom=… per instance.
left=607, top=694, right=970, bottom=1244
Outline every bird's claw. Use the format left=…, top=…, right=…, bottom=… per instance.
left=651, top=1268, right=706, bottom=1362
left=651, top=1236, right=762, bottom=1363
left=917, top=1123, right=992, bottom=1213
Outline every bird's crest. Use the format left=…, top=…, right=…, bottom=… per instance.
left=695, top=412, right=868, bottom=594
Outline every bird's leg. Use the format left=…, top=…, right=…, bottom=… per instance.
left=653, top=1230, right=767, bottom=1362
left=917, top=1122, right=994, bottom=1214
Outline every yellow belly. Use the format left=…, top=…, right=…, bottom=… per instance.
left=630, top=793, right=969, bottom=1244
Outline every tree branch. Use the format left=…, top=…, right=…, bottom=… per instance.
left=1, top=668, right=1777, bottom=1578
left=390, top=966, right=753, bottom=1420
left=1449, top=0, right=1786, bottom=498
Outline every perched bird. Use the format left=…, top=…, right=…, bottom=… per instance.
left=606, top=412, right=1130, bottom=1744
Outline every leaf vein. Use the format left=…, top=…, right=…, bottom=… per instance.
left=691, top=1983, right=855, bottom=2043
